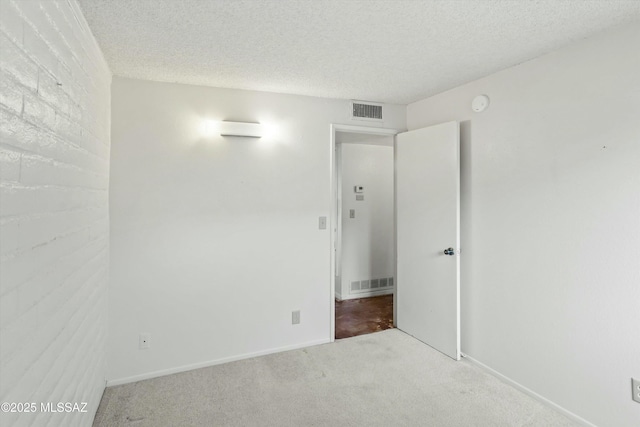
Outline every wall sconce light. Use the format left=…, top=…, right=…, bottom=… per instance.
left=201, top=119, right=278, bottom=140
left=220, top=121, right=263, bottom=138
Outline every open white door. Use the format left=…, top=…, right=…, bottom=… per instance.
left=396, top=121, right=460, bottom=360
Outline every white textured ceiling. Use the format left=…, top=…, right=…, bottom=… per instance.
left=78, top=0, right=640, bottom=104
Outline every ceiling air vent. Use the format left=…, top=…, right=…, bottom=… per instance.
left=351, top=101, right=383, bottom=122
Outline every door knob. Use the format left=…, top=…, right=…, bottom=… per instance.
left=444, top=248, right=455, bottom=256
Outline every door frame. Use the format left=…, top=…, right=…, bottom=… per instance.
left=329, top=124, right=400, bottom=342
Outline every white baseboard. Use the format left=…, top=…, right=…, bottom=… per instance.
left=341, top=289, right=393, bottom=300
left=460, top=353, right=596, bottom=427
left=107, top=338, right=330, bottom=387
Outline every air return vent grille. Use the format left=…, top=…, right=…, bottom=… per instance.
left=351, top=101, right=383, bottom=121
left=350, top=277, right=394, bottom=294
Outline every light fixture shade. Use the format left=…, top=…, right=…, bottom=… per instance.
left=220, top=121, right=262, bottom=138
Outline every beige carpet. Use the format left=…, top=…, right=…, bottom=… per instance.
left=93, top=330, right=579, bottom=426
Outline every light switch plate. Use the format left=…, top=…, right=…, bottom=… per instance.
left=633, top=378, right=640, bottom=403
left=349, top=209, right=355, bottom=218
left=319, top=216, right=327, bottom=230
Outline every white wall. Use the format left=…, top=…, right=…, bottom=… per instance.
left=108, top=77, right=406, bottom=383
left=407, top=24, right=640, bottom=427
left=339, top=142, right=394, bottom=299
left=0, top=1, right=111, bottom=426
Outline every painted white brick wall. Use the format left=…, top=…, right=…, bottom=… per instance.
left=0, top=1, right=111, bottom=426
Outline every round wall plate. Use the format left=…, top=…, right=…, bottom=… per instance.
left=472, top=94, right=490, bottom=112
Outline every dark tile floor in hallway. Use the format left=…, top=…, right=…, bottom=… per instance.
left=335, top=294, right=394, bottom=339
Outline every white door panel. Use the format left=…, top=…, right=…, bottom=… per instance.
left=396, top=121, right=460, bottom=360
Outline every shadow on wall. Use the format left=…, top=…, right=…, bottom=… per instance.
left=459, top=119, right=472, bottom=348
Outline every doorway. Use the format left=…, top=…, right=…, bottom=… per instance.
left=330, top=125, right=399, bottom=341
left=330, top=122, right=461, bottom=360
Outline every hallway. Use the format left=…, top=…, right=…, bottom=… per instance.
left=335, top=295, right=394, bottom=339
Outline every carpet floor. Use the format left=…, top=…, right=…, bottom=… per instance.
left=93, top=330, right=579, bottom=427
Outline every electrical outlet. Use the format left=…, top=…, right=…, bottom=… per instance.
left=139, top=333, right=150, bottom=349
left=633, top=378, right=640, bottom=403
left=292, top=310, right=300, bottom=325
